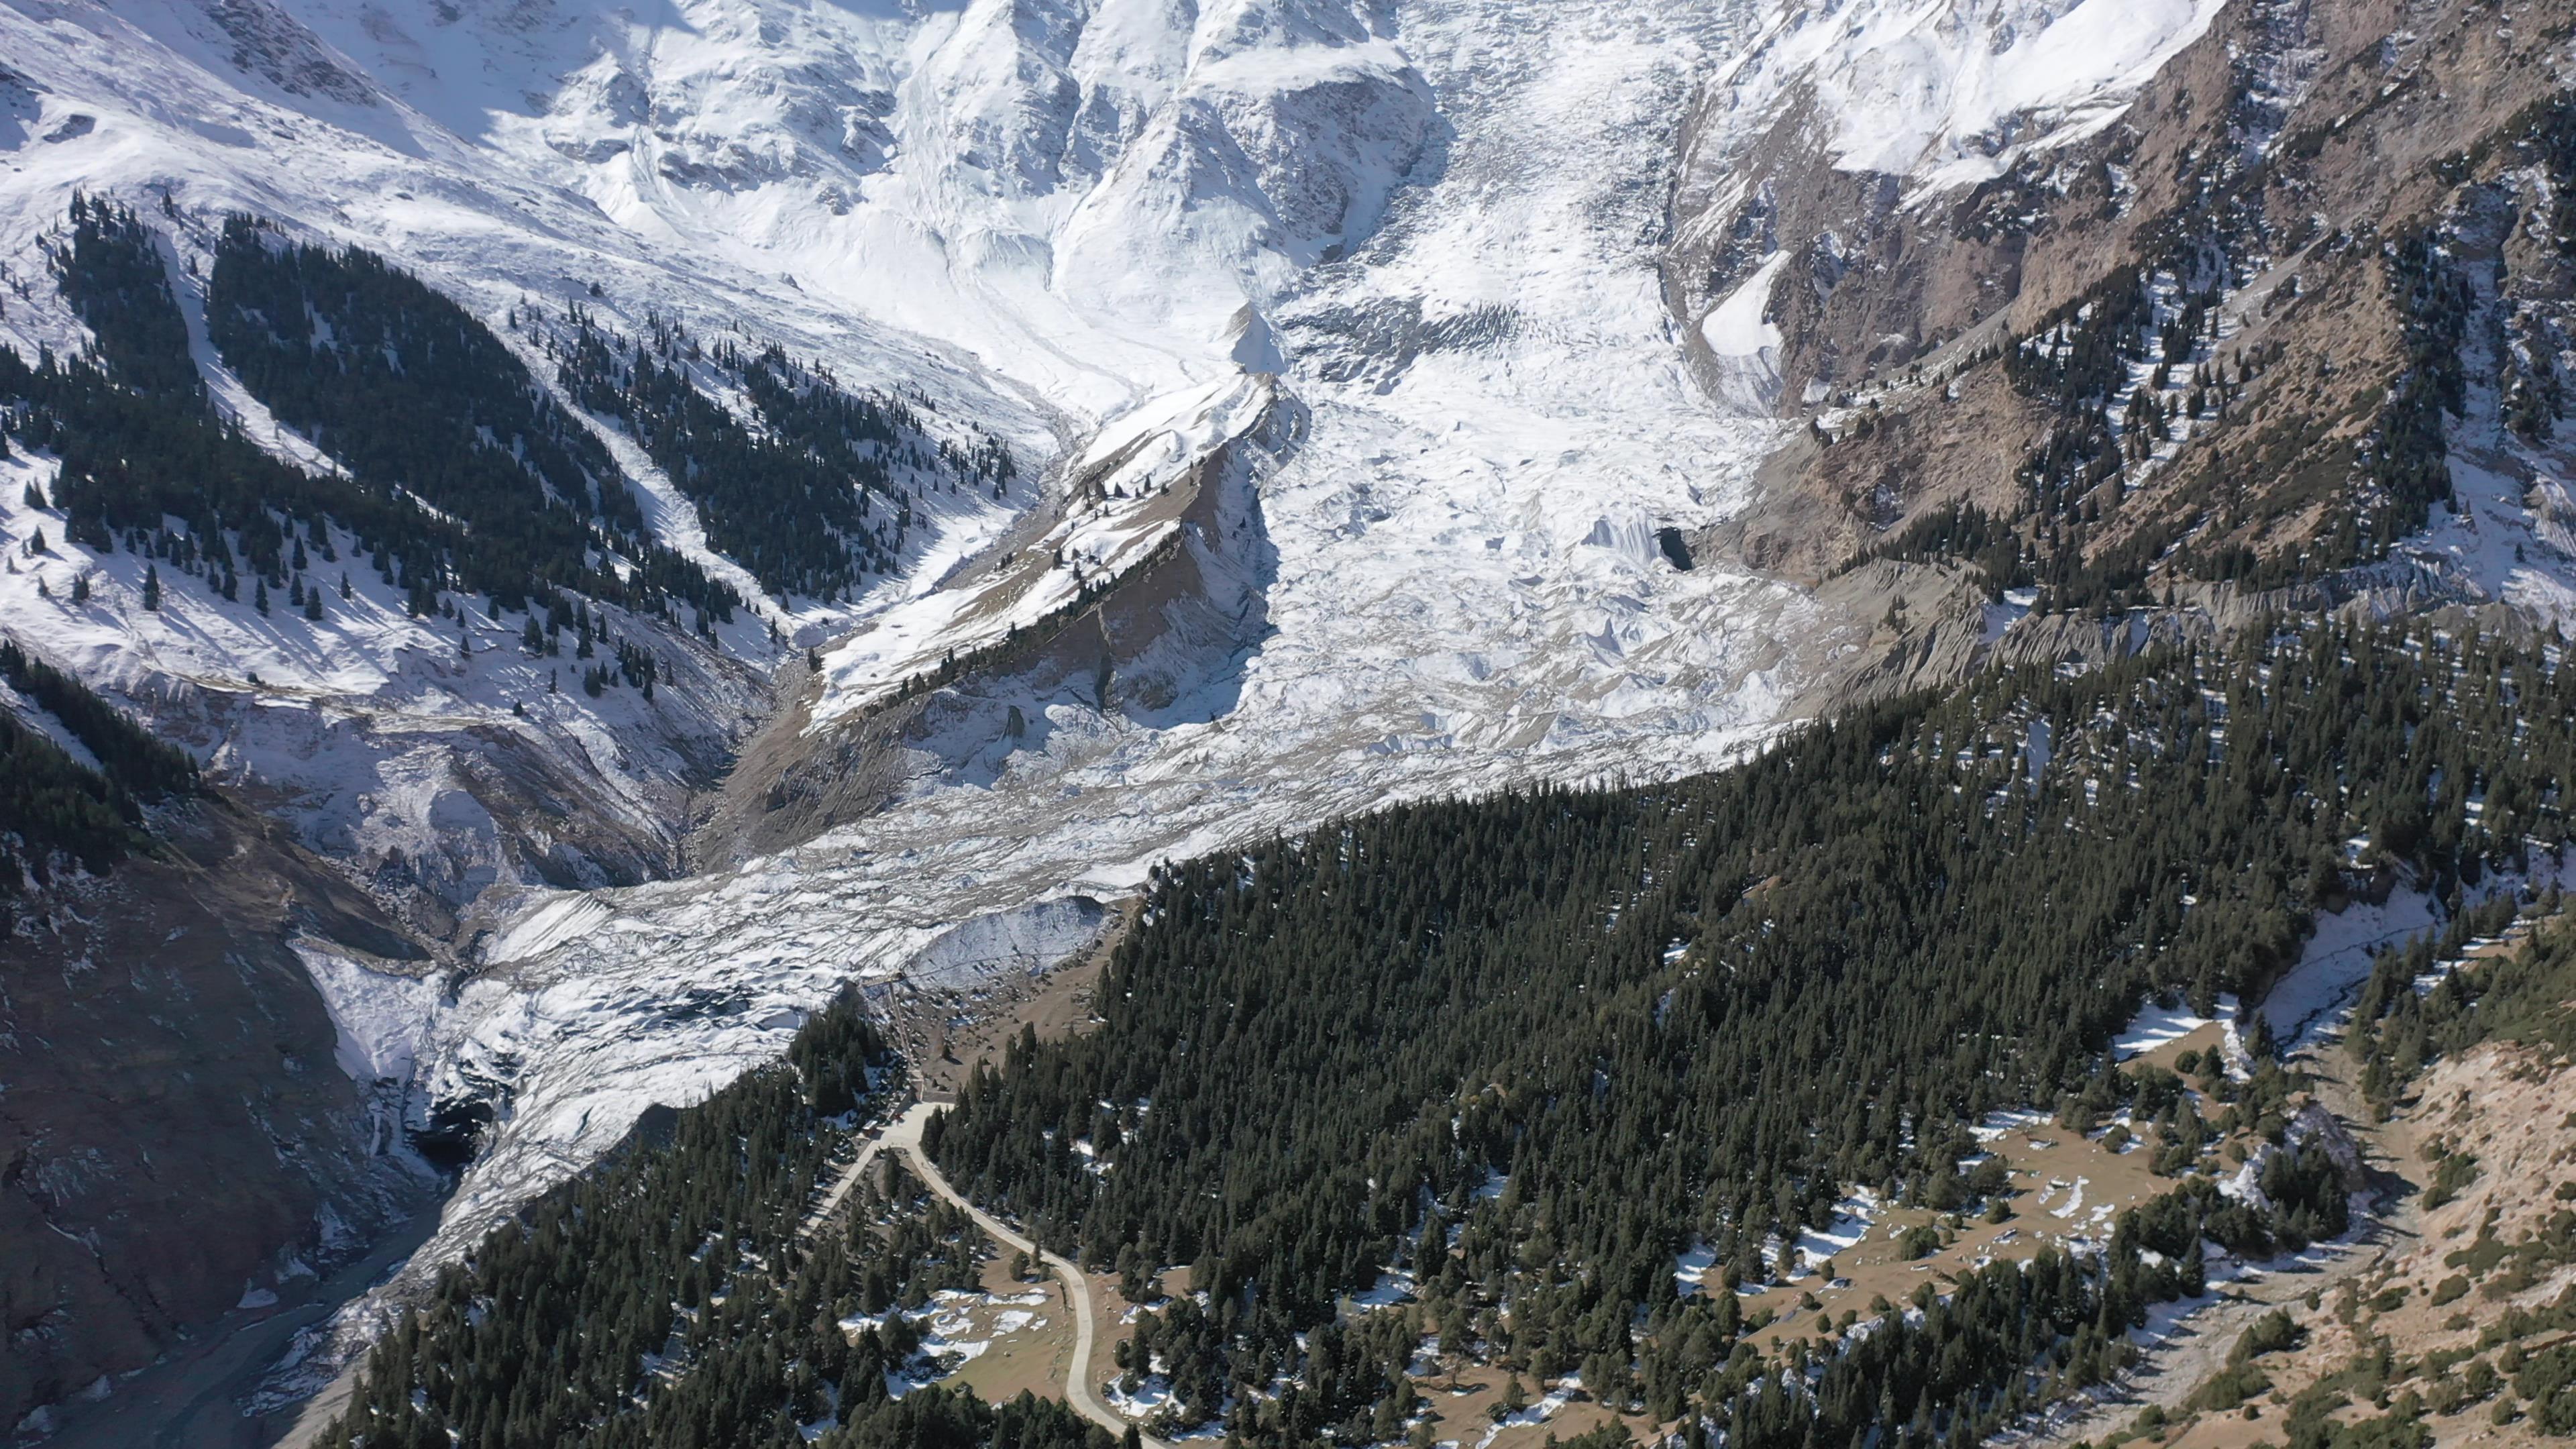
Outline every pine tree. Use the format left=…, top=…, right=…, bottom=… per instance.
left=142, top=564, right=160, bottom=611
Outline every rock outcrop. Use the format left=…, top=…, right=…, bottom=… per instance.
left=1, top=798, right=437, bottom=1434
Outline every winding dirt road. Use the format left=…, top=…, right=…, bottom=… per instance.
left=812, top=1103, right=1166, bottom=1449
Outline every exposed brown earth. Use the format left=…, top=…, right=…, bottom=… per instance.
left=688, top=402, right=1291, bottom=872
left=2036, top=930, right=2576, bottom=1449
left=1, top=797, right=436, bottom=1438
left=1680, top=0, right=2576, bottom=606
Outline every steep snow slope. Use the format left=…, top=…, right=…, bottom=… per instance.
left=1694, top=0, right=2230, bottom=199
left=245, top=0, right=1442, bottom=413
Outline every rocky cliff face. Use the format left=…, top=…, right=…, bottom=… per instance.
left=1, top=798, right=435, bottom=1435
left=1672, top=0, right=2576, bottom=649
left=694, top=383, right=1296, bottom=868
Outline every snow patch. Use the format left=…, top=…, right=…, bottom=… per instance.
left=1701, top=250, right=1789, bottom=414
left=2111, top=992, right=2232, bottom=1060
left=292, top=944, right=445, bottom=1085
left=2261, top=894, right=2443, bottom=1052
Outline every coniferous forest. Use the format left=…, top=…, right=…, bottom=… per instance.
left=0, top=707, right=156, bottom=892
left=0, top=639, right=195, bottom=894
left=31, top=11, right=2576, bottom=1449
left=926, top=620, right=2576, bottom=1448
left=204, top=215, right=738, bottom=621
left=0, top=196, right=1026, bottom=893
left=0, top=639, right=197, bottom=801
left=313, top=617, right=2576, bottom=1449
left=321, top=1000, right=1113, bottom=1449
left=5, top=197, right=1017, bottom=648
left=10, top=197, right=726, bottom=627
left=18, top=188, right=2576, bottom=1449
left=547, top=305, right=1016, bottom=602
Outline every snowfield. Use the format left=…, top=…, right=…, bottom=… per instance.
left=0, top=0, right=2273, bottom=1395
left=1692, top=0, right=2230, bottom=198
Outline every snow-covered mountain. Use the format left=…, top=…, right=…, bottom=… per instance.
left=0, top=0, right=1461, bottom=910
left=278, top=0, right=2262, bottom=1363
left=262, top=0, right=1827, bottom=1365
left=1706, top=0, right=2228, bottom=191
left=18, top=0, right=2520, bottom=1429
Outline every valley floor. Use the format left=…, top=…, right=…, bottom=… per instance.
left=30, top=1203, right=443, bottom=1449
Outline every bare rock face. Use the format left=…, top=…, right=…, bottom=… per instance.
left=0, top=799, right=435, bottom=1434
left=1673, top=0, right=2576, bottom=630
left=195, top=0, right=378, bottom=107
left=692, top=391, right=1294, bottom=869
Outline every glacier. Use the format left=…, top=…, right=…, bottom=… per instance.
left=304, top=0, right=1827, bottom=1320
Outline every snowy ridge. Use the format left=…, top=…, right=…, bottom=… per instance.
left=1697, top=0, right=2229, bottom=199
left=808, top=373, right=1279, bottom=731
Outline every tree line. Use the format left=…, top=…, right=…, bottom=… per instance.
left=9, top=197, right=735, bottom=642
left=1853, top=95, right=2576, bottom=614
left=205, top=215, right=737, bottom=622
left=545, top=304, right=1014, bottom=604
left=0, top=638, right=196, bottom=898
left=929, top=618, right=2576, bottom=1446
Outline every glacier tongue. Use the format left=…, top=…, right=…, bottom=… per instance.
left=394, top=0, right=1823, bottom=1309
